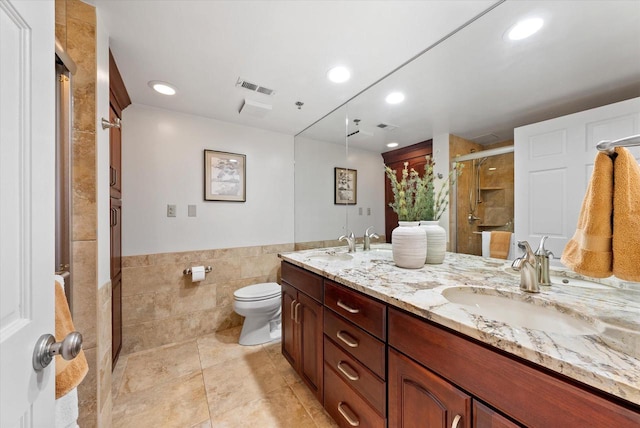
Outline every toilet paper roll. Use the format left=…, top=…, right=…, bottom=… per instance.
left=191, top=266, right=205, bottom=282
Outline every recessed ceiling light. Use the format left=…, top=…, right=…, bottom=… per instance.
left=385, top=92, right=405, bottom=104
left=507, top=17, right=544, bottom=41
left=148, top=80, right=177, bottom=95
left=327, top=66, right=351, bottom=83
left=386, top=142, right=399, bottom=148
left=488, top=167, right=497, bottom=171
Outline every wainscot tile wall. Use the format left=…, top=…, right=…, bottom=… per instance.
left=120, top=243, right=294, bottom=354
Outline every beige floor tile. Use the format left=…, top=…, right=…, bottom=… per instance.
left=212, top=385, right=316, bottom=428
left=202, top=347, right=288, bottom=418
left=119, top=340, right=201, bottom=395
left=196, top=326, right=263, bottom=369
left=112, top=371, right=209, bottom=428
left=290, top=381, right=339, bottom=428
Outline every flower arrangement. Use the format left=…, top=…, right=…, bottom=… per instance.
left=385, top=156, right=463, bottom=222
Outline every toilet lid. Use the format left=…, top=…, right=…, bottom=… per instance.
left=234, top=282, right=281, bottom=301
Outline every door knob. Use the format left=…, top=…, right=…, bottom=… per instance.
left=32, top=331, right=83, bottom=371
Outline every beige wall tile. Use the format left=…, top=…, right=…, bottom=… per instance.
left=97, top=348, right=111, bottom=415
left=71, top=130, right=97, bottom=241
left=121, top=254, right=152, bottom=268
left=111, top=354, right=128, bottom=401
left=78, top=346, right=97, bottom=428
left=67, top=0, right=96, bottom=24
left=97, top=393, right=112, bottom=428
left=72, top=240, right=97, bottom=348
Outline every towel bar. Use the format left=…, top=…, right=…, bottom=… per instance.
left=183, top=266, right=213, bottom=275
left=596, top=134, right=640, bottom=154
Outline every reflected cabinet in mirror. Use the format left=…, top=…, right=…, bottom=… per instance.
left=293, top=1, right=640, bottom=257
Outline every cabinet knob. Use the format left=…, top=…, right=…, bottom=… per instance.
left=451, top=414, right=462, bottom=428
left=336, top=330, right=359, bottom=348
left=337, top=299, right=360, bottom=314
left=337, top=361, right=360, bottom=381
left=337, top=401, right=360, bottom=427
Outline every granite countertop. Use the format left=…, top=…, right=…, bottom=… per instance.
left=279, top=244, right=640, bottom=406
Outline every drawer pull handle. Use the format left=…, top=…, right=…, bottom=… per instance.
left=290, top=299, right=297, bottom=321
left=337, top=402, right=360, bottom=426
left=451, top=414, right=462, bottom=428
left=337, top=361, right=359, bottom=381
left=337, top=300, right=360, bottom=314
left=336, top=330, right=358, bottom=348
left=294, top=302, right=301, bottom=324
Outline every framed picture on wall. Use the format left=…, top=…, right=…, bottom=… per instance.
left=204, top=150, right=246, bottom=202
left=334, top=167, right=357, bottom=205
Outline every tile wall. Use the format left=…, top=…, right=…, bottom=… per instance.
left=120, top=243, right=294, bottom=354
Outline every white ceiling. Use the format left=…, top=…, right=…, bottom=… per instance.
left=94, top=0, right=497, bottom=135
left=94, top=1, right=640, bottom=151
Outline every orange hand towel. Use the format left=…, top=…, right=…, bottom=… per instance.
left=55, top=279, right=88, bottom=399
left=561, top=152, right=614, bottom=277
left=612, top=147, right=640, bottom=281
left=489, top=231, right=511, bottom=259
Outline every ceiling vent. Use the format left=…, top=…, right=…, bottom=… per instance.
left=471, top=133, right=500, bottom=145
left=236, top=77, right=275, bottom=96
left=239, top=99, right=272, bottom=118
left=347, top=129, right=374, bottom=139
left=376, top=122, right=399, bottom=132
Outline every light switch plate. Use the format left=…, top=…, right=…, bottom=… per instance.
left=167, top=204, right=177, bottom=217
left=188, top=205, right=197, bottom=217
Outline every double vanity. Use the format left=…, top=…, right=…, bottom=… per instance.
left=279, top=245, right=640, bottom=427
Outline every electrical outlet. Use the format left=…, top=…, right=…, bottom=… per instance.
left=367, top=207, right=371, bottom=215
left=167, top=204, right=177, bottom=217
left=358, top=207, right=363, bottom=215
left=188, top=205, right=197, bottom=217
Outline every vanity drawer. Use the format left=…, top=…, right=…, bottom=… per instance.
left=324, top=336, right=386, bottom=415
left=324, top=308, right=386, bottom=379
left=281, top=261, right=323, bottom=303
left=324, top=280, right=386, bottom=340
left=324, top=361, right=385, bottom=428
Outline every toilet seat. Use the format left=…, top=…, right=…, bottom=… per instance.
left=233, top=282, right=280, bottom=302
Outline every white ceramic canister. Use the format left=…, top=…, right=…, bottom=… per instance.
left=420, top=220, right=447, bottom=264
left=392, top=221, right=427, bottom=269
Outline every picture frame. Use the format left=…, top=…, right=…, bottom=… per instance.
left=334, top=167, right=357, bottom=205
left=204, top=150, right=246, bottom=202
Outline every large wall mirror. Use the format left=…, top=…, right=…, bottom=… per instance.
left=294, top=0, right=640, bottom=252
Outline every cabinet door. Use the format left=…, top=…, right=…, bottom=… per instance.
left=112, top=273, right=122, bottom=364
left=389, top=348, right=471, bottom=428
left=473, top=401, right=521, bottom=428
left=110, top=198, right=122, bottom=278
left=298, top=291, right=323, bottom=401
left=281, top=281, right=298, bottom=368
left=109, top=104, right=122, bottom=198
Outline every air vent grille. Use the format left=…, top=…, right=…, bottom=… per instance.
left=377, top=123, right=398, bottom=131
left=471, top=133, right=500, bottom=144
left=236, top=77, right=275, bottom=96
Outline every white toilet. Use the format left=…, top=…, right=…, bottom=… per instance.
left=233, top=282, right=282, bottom=346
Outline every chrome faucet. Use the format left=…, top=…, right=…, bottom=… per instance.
left=535, top=236, right=554, bottom=286
left=363, top=226, right=379, bottom=251
left=339, top=230, right=356, bottom=253
left=511, top=241, right=540, bottom=293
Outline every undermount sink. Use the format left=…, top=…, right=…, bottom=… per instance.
left=442, top=287, right=600, bottom=336
left=306, top=251, right=353, bottom=261
left=503, top=267, right=614, bottom=290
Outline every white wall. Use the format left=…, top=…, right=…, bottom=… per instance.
left=96, top=11, right=110, bottom=286
left=294, top=136, right=385, bottom=242
left=121, top=105, right=295, bottom=255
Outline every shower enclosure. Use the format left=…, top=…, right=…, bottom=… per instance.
left=452, top=146, right=514, bottom=256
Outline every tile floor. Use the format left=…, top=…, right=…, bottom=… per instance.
left=111, top=326, right=339, bottom=427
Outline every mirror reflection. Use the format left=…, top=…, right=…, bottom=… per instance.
left=294, top=1, right=640, bottom=253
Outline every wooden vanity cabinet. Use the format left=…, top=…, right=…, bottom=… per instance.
left=389, top=347, right=471, bottom=428
left=323, top=280, right=387, bottom=427
left=388, top=307, right=640, bottom=428
left=281, top=262, right=324, bottom=401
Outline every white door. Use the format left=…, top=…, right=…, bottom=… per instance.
left=515, top=97, right=640, bottom=261
left=1, top=1, right=56, bottom=426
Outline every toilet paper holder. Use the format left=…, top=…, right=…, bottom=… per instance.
left=183, top=266, right=213, bottom=275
